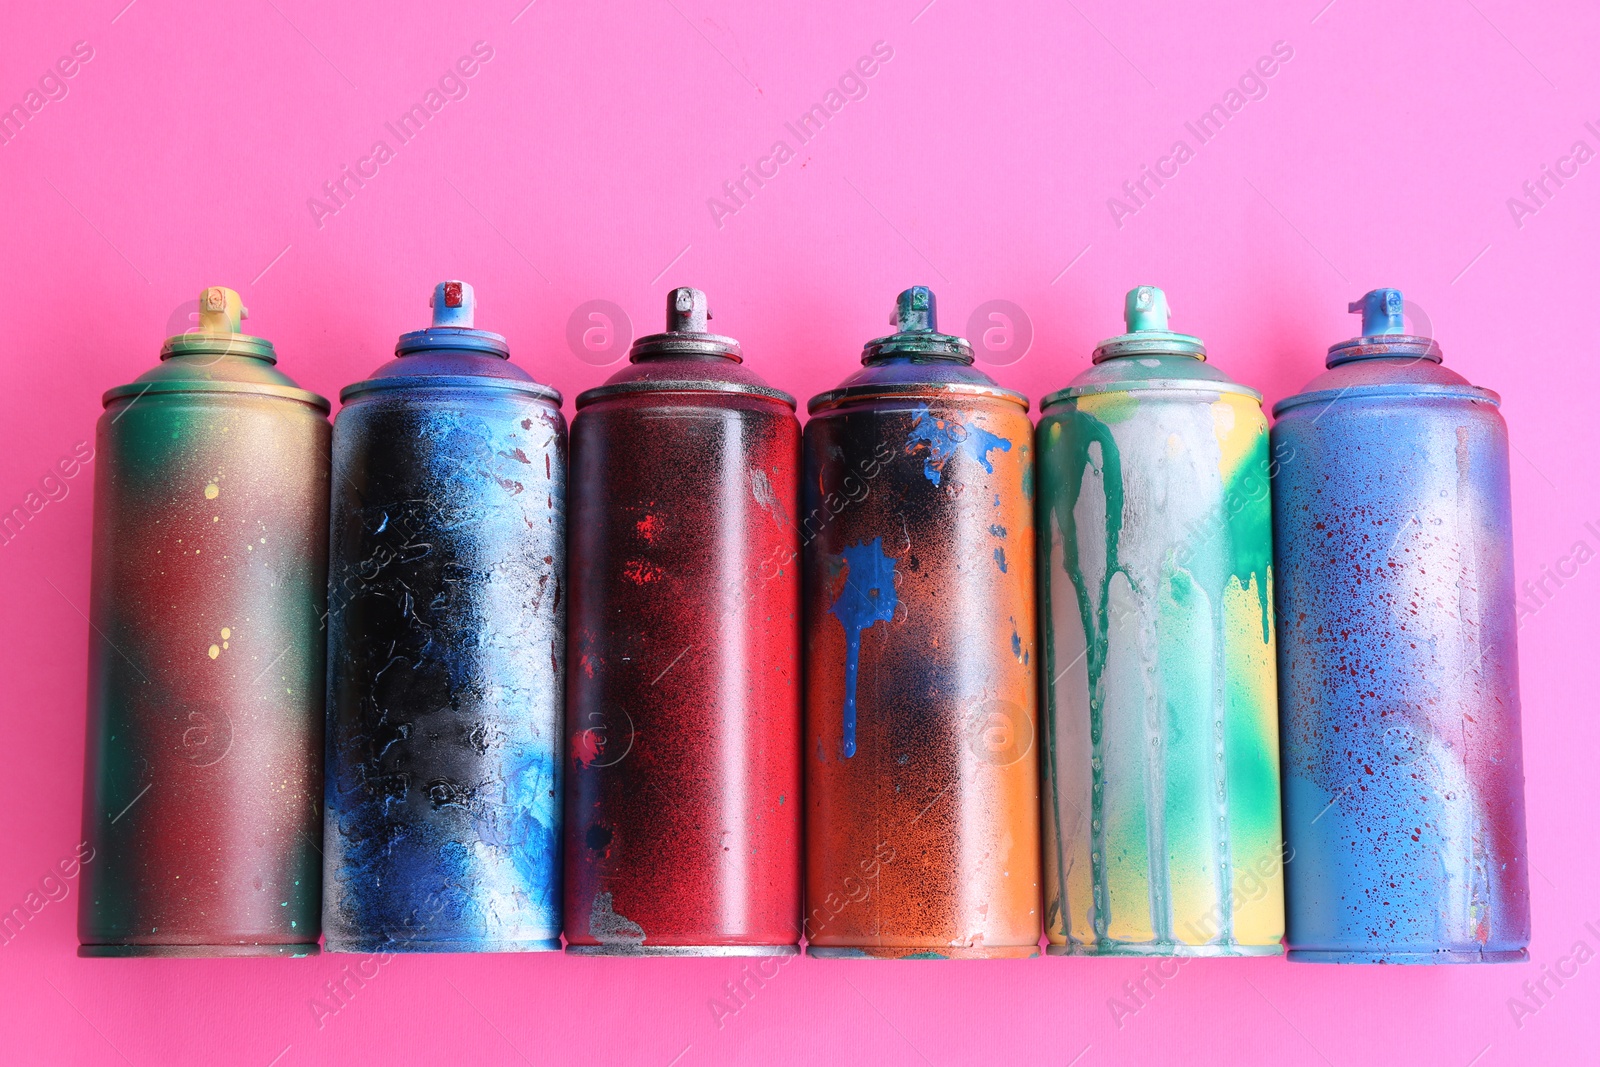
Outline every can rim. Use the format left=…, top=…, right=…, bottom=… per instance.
left=102, top=379, right=331, bottom=413
left=808, top=381, right=1029, bottom=414
left=575, top=378, right=796, bottom=410
left=1040, top=377, right=1262, bottom=410
left=1272, top=381, right=1501, bottom=416
left=340, top=375, right=562, bottom=405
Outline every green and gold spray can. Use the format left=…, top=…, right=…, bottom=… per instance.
left=1038, top=286, right=1285, bottom=957
left=78, top=286, right=330, bottom=956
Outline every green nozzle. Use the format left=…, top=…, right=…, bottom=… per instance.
left=893, top=286, right=937, bottom=333
left=1124, top=285, right=1171, bottom=333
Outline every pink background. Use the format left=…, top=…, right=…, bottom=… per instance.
left=2, top=1, right=1597, bottom=1064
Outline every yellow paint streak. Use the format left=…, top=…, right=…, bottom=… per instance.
left=1222, top=574, right=1285, bottom=946
left=1075, top=391, right=1138, bottom=423
left=1209, top=395, right=1266, bottom=483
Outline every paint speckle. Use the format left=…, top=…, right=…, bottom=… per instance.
left=204, top=483, right=219, bottom=499
left=623, top=560, right=663, bottom=584
left=207, top=644, right=220, bottom=659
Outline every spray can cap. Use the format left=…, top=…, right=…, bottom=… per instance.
left=629, top=287, right=742, bottom=360
left=862, top=286, right=973, bottom=362
left=1326, top=288, right=1441, bottom=366
left=395, top=279, right=509, bottom=357
left=161, top=285, right=275, bottom=361
left=1092, top=285, right=1206, bottom=362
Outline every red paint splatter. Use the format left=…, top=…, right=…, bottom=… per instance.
left=623, top=559, right=663, bottom=584
left=636, top=513, right=663, bottom=543
left=573, top=729, right=602, bottom=768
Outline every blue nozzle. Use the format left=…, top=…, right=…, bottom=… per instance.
left=1124, top=285, right=1171, bottom=332
left=1350, top=288, right=1405, bottom=336
left=430, top=280, right=475, bottom=327
left=893, top=286, right=937, bottom=333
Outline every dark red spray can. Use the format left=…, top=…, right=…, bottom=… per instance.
left=563, top=288, right=801, bottom=955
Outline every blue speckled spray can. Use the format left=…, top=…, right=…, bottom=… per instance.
left=1274, top=288, right=1529, bottom=963
left=322, top=281, right=566, bottom=952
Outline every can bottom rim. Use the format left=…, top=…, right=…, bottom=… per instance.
left=323, top=937, right=561, bottom=954
left=566, top=944, right=798, bottom=957
left=1287, top=946, right=1528, bottom=965
left=1046, top=942, right=1283, bottom=958
left=808, top=944, right=1039, bottom=960
left=78, top=942, right=320, bottom=958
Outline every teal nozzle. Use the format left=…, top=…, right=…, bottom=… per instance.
left=1350, top=288, right=1406, bottom=336
left=1124, top=285, right=1171, bottom=333
left=430, top=280, right=476, bottom=327
left=1092, top=285, right=1204, bottom=363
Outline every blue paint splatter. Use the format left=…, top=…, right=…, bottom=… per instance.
left=829, top=538, right=898, bottom=758
left=906, top=403, right=1011, bottom=486
left=989, top=524, right=1007, bottom=538
left=994, top=546, right=1008, bottom=573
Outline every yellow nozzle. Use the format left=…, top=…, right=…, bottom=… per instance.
left=197, top=286, right=247, bottom=334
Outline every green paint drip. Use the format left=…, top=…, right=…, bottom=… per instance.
left=1043, top=405, right=1124, bottom=944
left=1221, top=442, right=1274, bottom=642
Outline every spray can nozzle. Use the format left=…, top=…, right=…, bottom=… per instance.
left=892, top=286, right=938, bottom=333
left=1349, top=288, right=1406, bottom=336
left=860, top=286, right=971, bottom=363
left=429, top=280, right=476, bottom=328
left=1327, top=287, right=1441, bottom=366
left=1092, top=285, right=1204, bottom=362
left=394, top=280, right=508, bottom=358
left=628, top=287, right=740, bottom=361
left=1124, top=285, right=1171, bottom=333
left=666, top=287, right=712, bottom=334
left=197, top=286, right=247, bottom=334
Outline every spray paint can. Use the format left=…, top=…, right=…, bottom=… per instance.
left=1039, top=286, right=1284, bottom=957
left=1275, top=288, right=1529, bottom=963
left=321, top=282, right=565, bottom=953
left=804, top=286, right=1040, bottom=959
left=564, top=288, right=801, bottom=956
left=79, top=287, right=328, bottom=957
